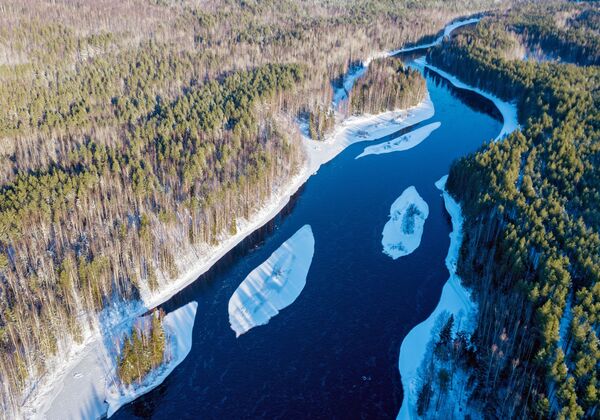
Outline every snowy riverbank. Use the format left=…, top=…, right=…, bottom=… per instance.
left=37, top=302, right=197, bottom=420
left=419, top=58, right=519, bottom=141
left=356, top=121, right=440, bottom=159
left=106, top=302, right=198, bottom=417
left=21, top=16, right=482, bottom=419
left=397, top=176, right=476, bottom=419
left=228, top=225, right=315, bottom=336
left=397, top=62, right=519, bottom=417
left=382, top=187, right=429, bottom=259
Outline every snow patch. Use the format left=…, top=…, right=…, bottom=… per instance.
left=382, top=187, right=429, bottom=259
left=558, top=294, right=573, bottom=352
left=356, top=121, right=441, bottom=159
left=397, top=176, right=476, bottom=420
left=228, top=225, right=315, bottom=337
left=106, top=301, right=198, bottom=417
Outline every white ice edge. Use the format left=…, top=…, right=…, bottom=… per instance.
left=105, top=301, right=198, bottom=417
left=397, top=64, right=519, bottom=417
left=419, top=58, right=520, bottom=141
left=228, top=225, right=315, bottom=337
left=21, top=16, right=480, bottom=419
left=382, top=187, right=429, bottom=259
left=333, top=17, right=481, bottom=108
left=356, top=121, right=441, bottom=159
left=397, top=176, right=476, bottom=420
left=387, top=17, right=481, bottom=57
left=26, top=94, right=434, bottom=420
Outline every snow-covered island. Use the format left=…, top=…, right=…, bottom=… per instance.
left=396, top=63, right=519, bottom=418
left=382, top=187, right=429, bottom=259
left=228, top=225, right=315, bottom=337
left=397, top=176, right=476, bottom=419
left=356, top=121, right=441, bottom=159
left=106, top=301, right=198, bottom=417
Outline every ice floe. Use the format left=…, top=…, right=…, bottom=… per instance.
left=356, top=121, right=441, bottom=159
left=228, top=225, right=315, bottom=337
left=397, top=176, right=476, bottom=419
left=382, top=187, right=429, bottom=259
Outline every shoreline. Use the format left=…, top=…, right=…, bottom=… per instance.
left=23, top=97, right=435, bottom=419
left=397, top=176, right=477, bottom=420
left=419, top=58, right=519, bottom=140
left=396, top=58, right=519, bottom=418
left=21, top=16, right=481, bottom=419
left=105, top=302, right=199, bottom=417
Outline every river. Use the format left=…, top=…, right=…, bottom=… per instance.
left=112, top=59, right=502, bottom=419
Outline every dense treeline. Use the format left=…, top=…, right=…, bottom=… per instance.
left=415, top=314, right=477, bottom=417
left=427, top=2, right=599, bottom=418
left=0, top=62, right=304, bottom=407
left=0, top=0, right=502, bottom=415
left=118, top=310, right=166, bottom=386
left=349, top=58, right=426, bottom=115
left=506, top=2, right=600, bottom=65
left=307, top=105, right=335, bottom=141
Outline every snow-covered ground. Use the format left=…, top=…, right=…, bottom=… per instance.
left=558, top=293, right=573, bottom=352
left=387, top=17, right=481, bottom=56
left=31, top=299, right=147, bottom=420
left=397, top=176, right=477, bottom=420
left=419, top=59, right=519, bottom=141
left=332, top=17, right=480, bottom=111
left=20, top=16, right=485, bottom=419
left=356, top=121, right=440, bottom=159
left=382, top=187, right=429, bottom=259
left=332, top=64, right=368, bottom=108
left=42, top=340, right=110, bottom=420
left=28, top=302, right=197, bottom=419
left=106, top=301, right=198, bottom=417
left=228, top=225, right=315, bottom=337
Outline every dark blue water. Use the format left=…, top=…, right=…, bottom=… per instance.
left=114, top=62, right=502, bottom=419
